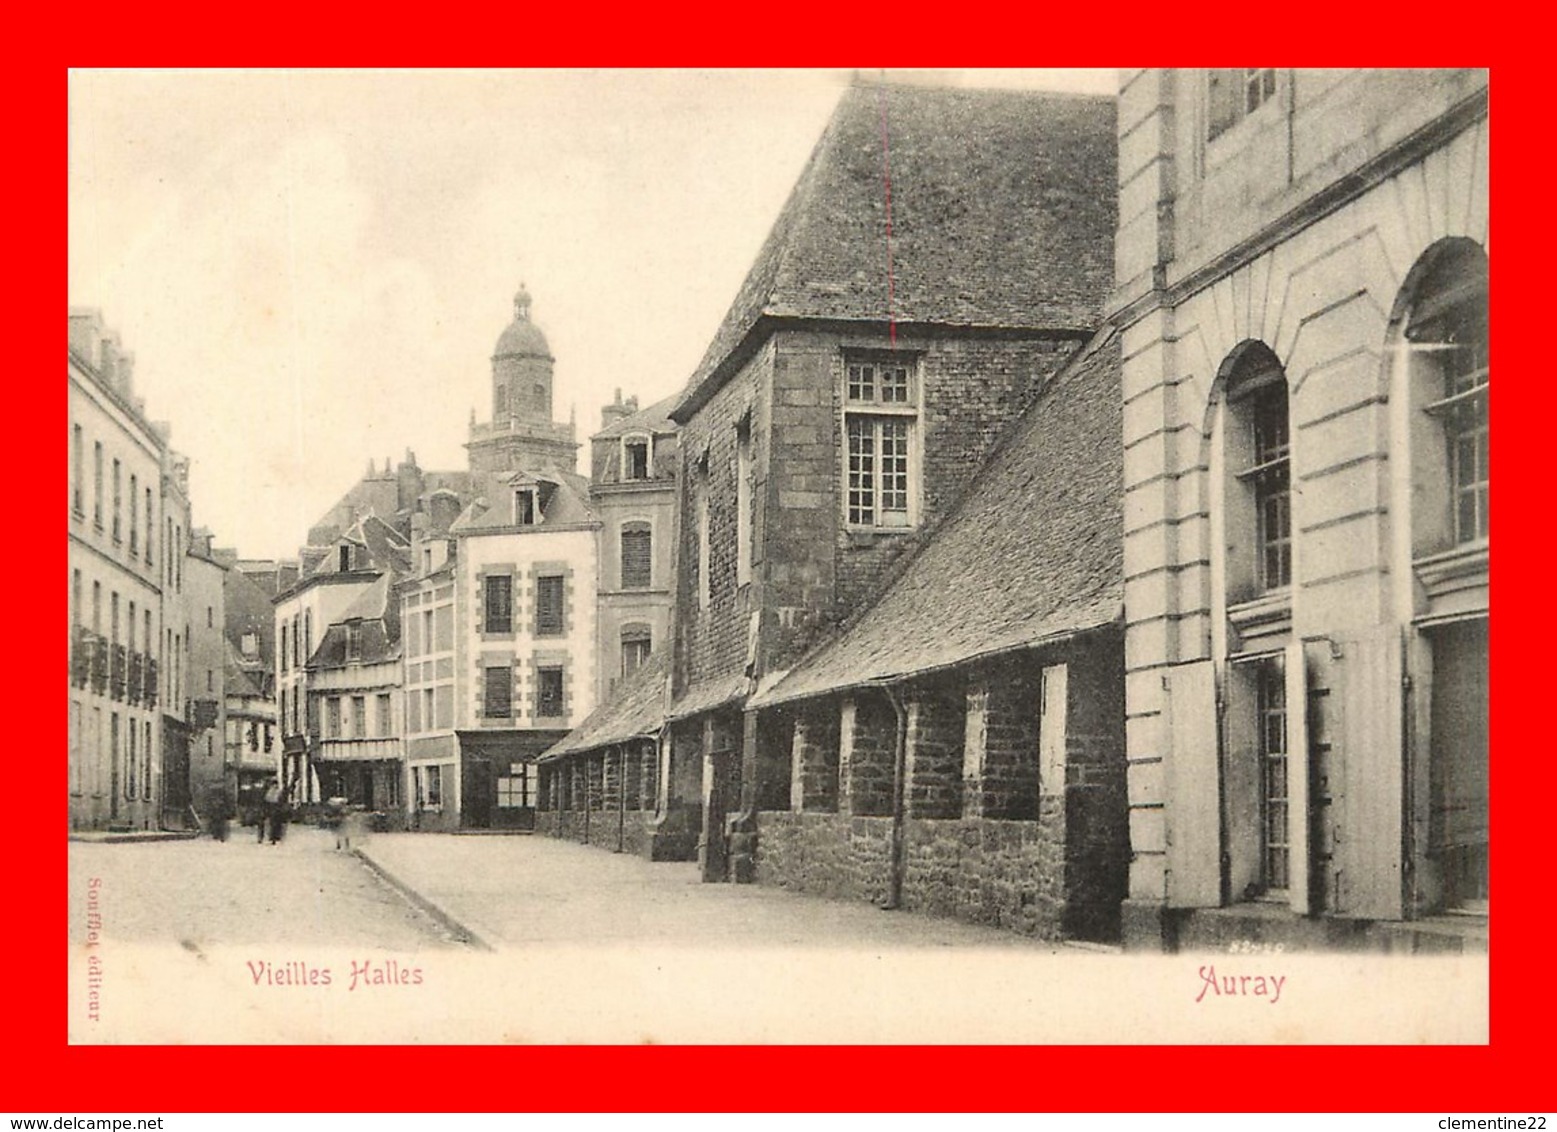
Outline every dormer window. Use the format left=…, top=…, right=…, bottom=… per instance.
left=345, top=621, right=362, bottom=662
left=514, top=488, right=538, bottom=526
left=622, top=435, right=652, bottom=481
left=241, top=632, right=258, bottom=658
left=339, top=544, right=352, bottom=572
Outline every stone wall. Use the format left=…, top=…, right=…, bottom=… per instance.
left=754, top=810, right=1072, bottom=940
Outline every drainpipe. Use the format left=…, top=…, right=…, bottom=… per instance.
left=878, top=683, right=909, bottom=912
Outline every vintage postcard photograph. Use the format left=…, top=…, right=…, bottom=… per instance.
left=65, top=67, right=1490, bottom=1046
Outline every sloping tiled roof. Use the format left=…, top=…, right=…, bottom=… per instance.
left=299, top=514, right=411, bottom=581
left=450, top=468, right=596, bottom=534
left=672, top=82, right=1117, bottom=422
left=593, top=394, right=679, bottom=441
left=224, top=639, right=266, bottom=698
left=224, top=567, right=277, bottom=667
left=751, top=327, right=1124, bottom=708
left=307, top=574, right=403, bottom=669
left=667, top=670, right=750, bottom=722
left=542, top=650, right=671, bottom=760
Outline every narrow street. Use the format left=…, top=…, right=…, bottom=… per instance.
left=66, top=826, right=1485, bottom=1045
left=69, top=825, right=458, bottom=951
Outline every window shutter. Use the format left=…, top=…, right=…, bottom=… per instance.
left=621, top=526, right=652, bottom=589
left=1038, top=664, right=1068, bottom=796
left=1166, top=659, right=1221, bottom=907
left=1222, top=661, right=1261, bottom=902
left=1284, top=641, right=1312, bottom=915
left=1334, top=628, right=1405, bottom=919
left=537, top=576, right=565, bottom=636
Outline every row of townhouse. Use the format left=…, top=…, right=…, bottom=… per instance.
left=67, top=310, right=230, bottom=833
left=536, top=69, right=1489, bottom=953
left=268, top=290, right=678, bottom=832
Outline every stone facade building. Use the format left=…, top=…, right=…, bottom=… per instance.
left=182, top=530, right=229, bottom=820
left=69, top=310, right=167, bottom=832
left=748, top=330, right=1128, bottom=940
left=1111, top=69, right=1489, bottom=951
left=663, top=82, right=1118, bottom=880
left=399, top=287, right=600, bottom=831
left=589, top=391, right=678, bottom=704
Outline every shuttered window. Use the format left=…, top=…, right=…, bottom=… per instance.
left=535, top=576, right=565, bottom=637
left=621, top=524, right=652, bottom=589
left=484, top=574, right=512, bottom=634
left=484, top=666, right=512, bottom=718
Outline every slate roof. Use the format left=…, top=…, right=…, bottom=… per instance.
left=667, top=671, right=750, bottom=722
left=672, top=81, right=1117, bottom=422
left=541, top=650, right=671, bottom=760
left=750, top=327, right=1124, bottom=708
left=307, top=574, right=403, bottom=670
left=224, top=567, right=278, bottom=667
left=450, top=468, right=596, bottom=534
left=299, top=514, right=411, bottom=582
left=225, top=639, right=267, bottom=699
left=593, top=394, right=679, bottom=441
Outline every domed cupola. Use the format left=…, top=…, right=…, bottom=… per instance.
left=493, top=283, right=552, bottom=360
left=469, top=281, right=578, bottom=477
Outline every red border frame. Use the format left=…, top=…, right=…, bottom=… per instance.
left=35, top=9, right=1537, bottom=1112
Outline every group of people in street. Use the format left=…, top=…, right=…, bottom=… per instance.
left=204, top=777, right=355, bottom=848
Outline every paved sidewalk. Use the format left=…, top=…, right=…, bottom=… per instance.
left=355, top=831, right=1054, bottom=952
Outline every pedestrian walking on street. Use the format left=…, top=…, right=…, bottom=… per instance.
left=209, top=792, right=232, bottom=843
left=262, top=778, right=282, bottom=845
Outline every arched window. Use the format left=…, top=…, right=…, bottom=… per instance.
left=1396, top=238, right=1489, bottom=915
left=1404, top=239, right=1489, bottom=552
left=1220, top=341, right=1292, bottom=605
left=620, top=521, right=652, bottom=590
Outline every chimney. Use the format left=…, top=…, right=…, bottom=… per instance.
left=600, top=387, right=635, bottom=430
left=427, top=489, right=462, bottom=534
left=68, top=309, right=102, bottom=365
left=396, top=453, right=424, bottom=514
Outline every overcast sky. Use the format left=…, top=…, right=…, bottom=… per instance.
left=68, top=68, right=1119, bottom=561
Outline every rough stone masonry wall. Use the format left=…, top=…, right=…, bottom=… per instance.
left=755, top=811, right=1069, bottom=939
left=764, top=331, right=1084, bottom=672
left=673, top=342, right=773, bottom=699
left=841, top=694, right=896, bottom=818
left=753, top=638, right=1127, bottom=942
left=755, top=813, right=894, bottom=906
